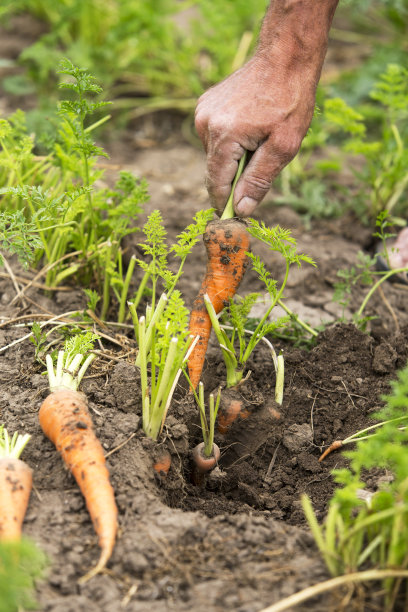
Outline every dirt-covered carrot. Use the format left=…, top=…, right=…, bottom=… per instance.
left=187, top=154, right=250, bottom=389
left=153, top=449, right=171, bottom=477
left=38, top=334, right=118, bottom=582
left=0, top=426, right=32, bottom=541
left=187, top=218, right=250, bottom=388
left=192, top=442, right=220, bottom=474
left=217, top=396, right=251, bottom=435
left=188, top=382, right=222, bottom=485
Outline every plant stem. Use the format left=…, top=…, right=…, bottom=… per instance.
left=118, top=255, right=137, bottom=324
left=220, top=151, right=247, bottom=220
left=357, top=266, right=408, bottom=318
left=277, top=299, right=318, bottom=337
left=258, top=570, right=408, bottom=612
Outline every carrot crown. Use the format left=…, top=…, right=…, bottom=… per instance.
left=0, top=425, right=31, bottom=460
left=46, top=332, right=98, bottom=392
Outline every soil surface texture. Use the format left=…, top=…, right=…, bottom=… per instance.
left=1, top=13, right=408, bottom=612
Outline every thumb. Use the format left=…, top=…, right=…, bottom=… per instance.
left=233, top=141, right=287, bottom=217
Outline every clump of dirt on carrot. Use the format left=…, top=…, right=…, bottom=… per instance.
left=0, top=426, right=32, bottom=541
left=39, top=336, right=118, bottom=582
left=188, top=217, right=250, bottom=389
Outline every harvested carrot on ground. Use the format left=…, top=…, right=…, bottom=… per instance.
left=188, top=154, right=250, bottom=389
left=38, top=334, right=118, bottom=583
left=0, top=426, right=32, bottom=541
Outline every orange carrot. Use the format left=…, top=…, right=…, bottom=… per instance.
left=39, top=388, right=117, bottom=582
left=191, top=441, right=220, bottom=486
left=0, top=427, right=32, bottom=541
left=217, top=398, right=251, bottom=435
left=319, top=440, right=343, bottom=462
left=192, top=442, right=220, bottom=473
left=153, top=449, right=171, bottom=477
left=0, top=459, right=32, bottom=541
left=188, top=218, right=250, bottom=389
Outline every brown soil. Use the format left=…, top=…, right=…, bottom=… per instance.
left=1, top=12, right=408, bottom=612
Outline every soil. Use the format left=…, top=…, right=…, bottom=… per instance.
left=1, top=12, right=408, bottom=612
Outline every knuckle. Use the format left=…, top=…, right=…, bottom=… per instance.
left=274, top=134, right=302, bottom=162
left=194, top=110, right=208, bottom=135
left=245, top=174, right=271, bottom=194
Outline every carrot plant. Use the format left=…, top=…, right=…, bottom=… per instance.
left=185, top=381, right=221, bottom=481
left=0, top=538, right=47, bottom=612
left=6, top=0, right=266, bottom=123
left=128, top=209, right=212, bottom=439
left=333, top=210, right=408, bottom=328
left=135, top=296, right=196, bottom=441
left=207, top=220, right=316, bottom=392
left=302, top=362, right=408, bottom=610
left=0, top=60, right=148, bottom=319
left=324, top=64, right=408, bottom=223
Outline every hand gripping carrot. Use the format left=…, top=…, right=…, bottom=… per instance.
left=38, top=335, right=118, bottom=582
left=188, top=154, right=250, bottom=389
left=0, top=426, right=32, bottom=540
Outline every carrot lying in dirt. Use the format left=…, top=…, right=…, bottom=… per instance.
left=39, top=336, right=118, bottom=582
left=187, top=218, right=250, bottom=389
left=0, top=426, right=32, bottom=541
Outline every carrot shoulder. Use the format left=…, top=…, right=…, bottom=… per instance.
left=188, top=218, right=250, bottom=389
left=39, top=388, right=118, bottom=581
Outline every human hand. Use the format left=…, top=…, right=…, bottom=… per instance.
left=195, top=55, right=317, bottom=217
left=195, top=0, right=338, bottom=218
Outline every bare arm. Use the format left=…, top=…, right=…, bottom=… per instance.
left=195, top=0, right=339, bottom=216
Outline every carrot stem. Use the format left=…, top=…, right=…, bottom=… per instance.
left=220, top=151, right=248, bottom=220
left=118, top=255, right=137, bottom=324
left=275, top=354, right=285, bottom=405
left=277, top=299, right=318, bottom=337
left=0, top=427, right=31, bottom=460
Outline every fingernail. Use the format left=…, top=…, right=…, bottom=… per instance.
left=236, top=197, right=257, bottom=217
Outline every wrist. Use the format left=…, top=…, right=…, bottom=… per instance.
left=256, top=0, right=338, bottom=77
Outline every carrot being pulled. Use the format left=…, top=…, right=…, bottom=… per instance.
left=0, top=426, right=32, bottom=541
left=39, top=335, right=118, bottom=582
left=188, top=155, right=250, bottom=389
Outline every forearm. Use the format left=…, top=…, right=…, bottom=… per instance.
left=257, top=0, right=339, bottom=85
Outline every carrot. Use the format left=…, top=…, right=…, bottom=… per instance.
left=0, top=427, right=32, bottom=541
left=217, top=398, right=251, bottom=435
left=191, top=441, right=220, bottom=486
left=187, top=217, right=250, bottom=389
left=153, top=449, right=171, bottom=477
left=40, top=339, right=118, bottom=582
left=319, top=440, right=343, bottom=462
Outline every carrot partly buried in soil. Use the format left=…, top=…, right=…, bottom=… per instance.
left=0, top=426, right=32, bottom=541
left=188, top=382, right=221, bottom=485
left=153, top=449, right=172, bottom=478
left=38, top=334, right=118, bottom=582
left=188, top=156, right=250, bottom=389
left=217, top=394, right=251, bottom=435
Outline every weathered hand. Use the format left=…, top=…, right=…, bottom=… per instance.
left=195, top=0, right=339, bottom=217
left=195, top=55, right=316, bottom=217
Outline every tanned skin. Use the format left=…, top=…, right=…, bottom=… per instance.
left=195, top=0, right=339, bottom=217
